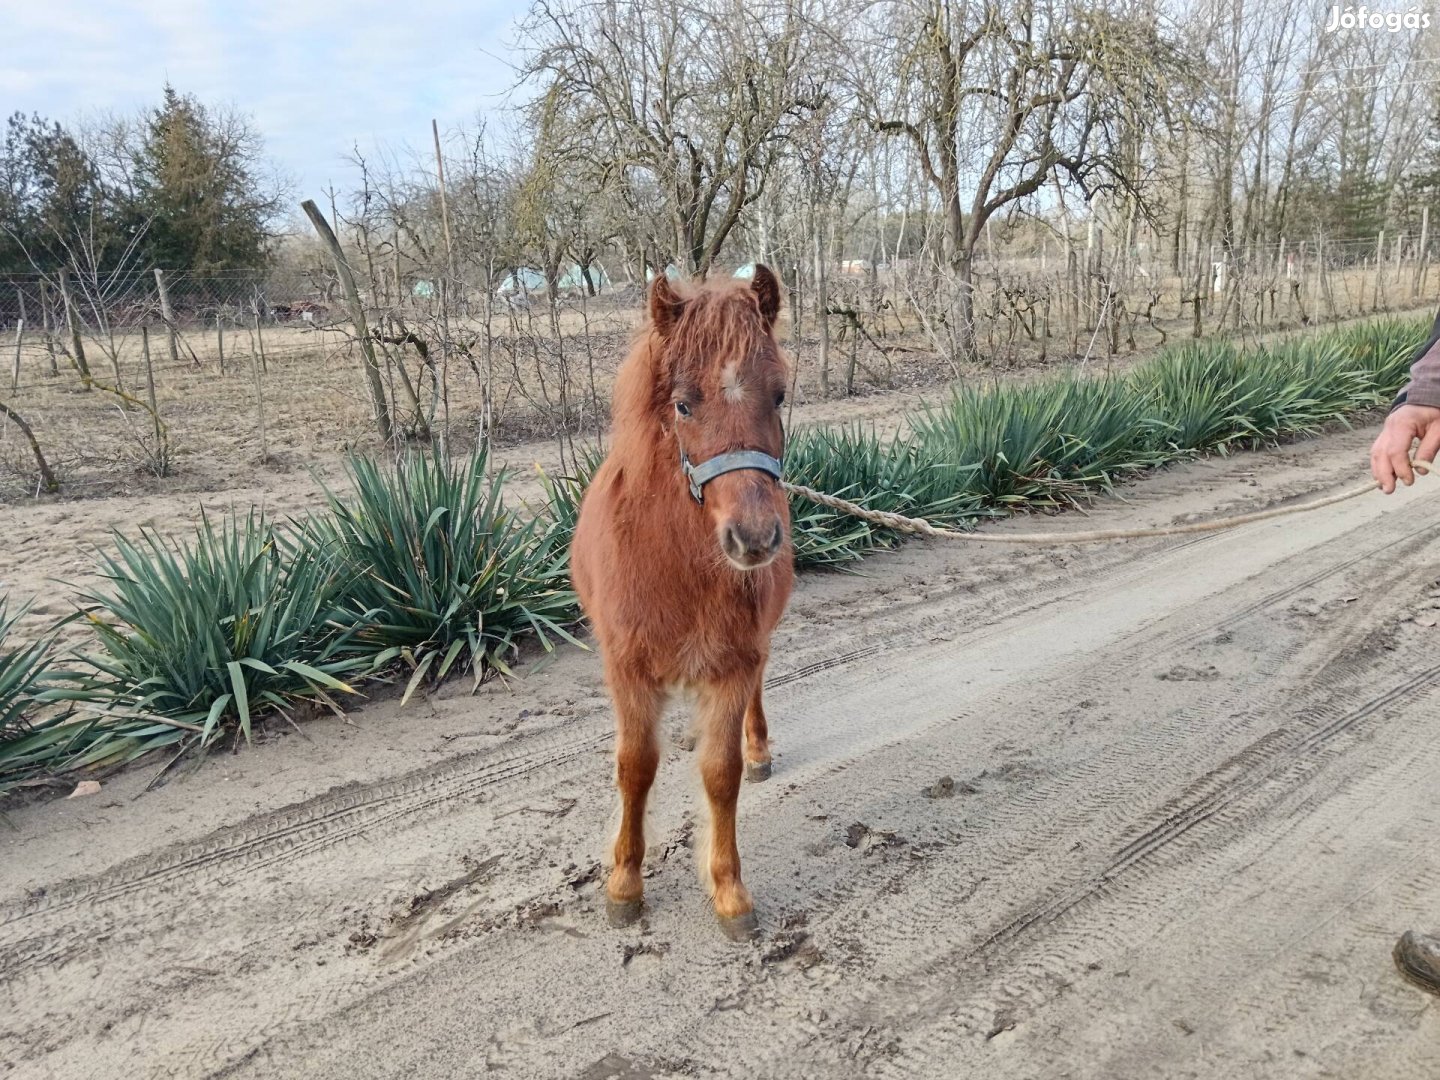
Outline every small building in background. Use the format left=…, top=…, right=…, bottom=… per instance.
left=494, top=268, right=548, bottom=296
left=558, top=263, right=611, bottom=293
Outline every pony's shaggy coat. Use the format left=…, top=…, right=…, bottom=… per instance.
left=570, top=267, right=793, bottom=934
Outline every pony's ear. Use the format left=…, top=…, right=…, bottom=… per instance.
left=649, top=274, right=685, bottom=336
left=750, top=264, right=782, bottom=329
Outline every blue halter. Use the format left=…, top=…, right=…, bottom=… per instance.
left=680, top=449, right=783, bottom=504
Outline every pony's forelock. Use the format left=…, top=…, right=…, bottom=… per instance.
left=611, top=276, right=783, bottom=461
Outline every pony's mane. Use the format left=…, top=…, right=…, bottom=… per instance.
left=610, top=276, right=780, bottom=464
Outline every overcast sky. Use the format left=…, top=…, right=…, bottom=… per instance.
left=2, top=0, right=530, bottom=218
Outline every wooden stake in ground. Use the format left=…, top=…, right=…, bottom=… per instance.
left=786, top=263, right=800, bottom=433
left=216, top=313, right=226, bottom=375
left=57, top=268, right=92, bottom=387
left=10, top=318, right=22, bottom=393
left=812, top=207, right=831, bottom=394
left=1066, top=250, right=1080, bottom=355
left=432, top=119, right=456, bottom=283
left=1374, top=230, right=1384, bottom=312
left=248, top=315, right=268, bottom=463
left=252, top=293, right=268, bottom=374
left=301, top=198, right=392, bottom=442
left=1416, top=208, right=1430, bottom=298
left=38, top=279, right=57, bottom=376
left=142, top=325, right=162, bottom=452
left=154, top=268, right=181, bottom=366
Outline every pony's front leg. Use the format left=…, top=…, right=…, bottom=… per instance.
left=606, top=668, right=663, bottom=928
left=743, top=676, right=772, bottom=783
left=698, top=674, right=761, bottom=941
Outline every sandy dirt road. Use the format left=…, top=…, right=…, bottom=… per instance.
left=5, top=423, right=1440, bottom=1078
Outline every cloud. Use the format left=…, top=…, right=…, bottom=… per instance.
left=4, top=0, right=528, bottom=203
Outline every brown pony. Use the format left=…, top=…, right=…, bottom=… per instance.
left=570, top=266, right=794, bottom=941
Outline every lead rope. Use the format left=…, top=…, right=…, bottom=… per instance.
left=780, top=462, right=1432, bottom=546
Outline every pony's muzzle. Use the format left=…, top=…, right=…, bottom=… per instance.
left=721, top=517, right=784, bottom=570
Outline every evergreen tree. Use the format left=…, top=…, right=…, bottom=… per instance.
left=0, top=112, right=106, bottom=275
left=133, top=85, right=281, bottom=271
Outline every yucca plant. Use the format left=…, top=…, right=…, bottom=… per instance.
left=9, top=316, right=1434, bottom=792
left=1129, top=343, right=1257, bottom=453
left=1255, top=339, right=1371, bottom=438
left=1, top=598, right=196, bottom=792
left=75, top=514, right=376, bottom=748
left=305, top=448, right=580, bottom=701
left=533, top=446, right=605, bottom=571
left=784, top=425, right=987, bottom=566
left=0, top=600, right=74, bottom=792
left=912, top=375, right=1170, bottom=507
left=1340, top=317, right=1431, bottom=395
left=0, top=600, right=53, bottom=744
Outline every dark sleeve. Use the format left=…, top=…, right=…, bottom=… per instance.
left=1391, top=308, right=1440, bottom=411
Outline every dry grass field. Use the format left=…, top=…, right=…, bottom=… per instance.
left=3, top=264, right=1422, bottom=503
left=0, top=285, right=1431, bottom=654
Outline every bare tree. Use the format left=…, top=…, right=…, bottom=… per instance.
left=517, top=0, right=821, bottom=275
left=855, top=0, right=1188, bottom=356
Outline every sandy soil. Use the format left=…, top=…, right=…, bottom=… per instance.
left=4, top=421, right=1440, bottom=1078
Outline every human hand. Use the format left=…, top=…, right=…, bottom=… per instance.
left=1371, top=403, right=1440, bottom=493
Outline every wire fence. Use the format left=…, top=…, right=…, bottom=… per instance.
left=0, top=226, right=1434, bottom=501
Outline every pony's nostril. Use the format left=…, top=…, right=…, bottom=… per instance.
left=769, top=521, right=783, bottom=552
left=722, top=524, right=746, bottom=560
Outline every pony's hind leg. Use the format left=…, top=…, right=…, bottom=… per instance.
left=698, top=675, right=760, bottom=940
left=606, top=668, right=663, bottom=928
left=743, top=680, right=772, bottom=783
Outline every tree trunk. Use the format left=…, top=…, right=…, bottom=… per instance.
left=301, top=199, right=392, bottom=442
left=0, top=400, right=59, bottom=492
left=954, top=248, right=976, bottom=360
left=57, top=268, right=92, bottom=388
left=813, top=204, right=831, bottom=395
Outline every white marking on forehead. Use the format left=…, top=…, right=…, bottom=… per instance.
left=721, top=361, right=745, bottom=403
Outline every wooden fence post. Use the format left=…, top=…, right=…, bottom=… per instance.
left=786, top=263, right=800, bottom=432
left=11, top=287, right=24, bottom=391
left=216, top=313, right=226, bottom=375
left=252, top=293, right=269, bottom=374
left=301, top=197, right=392, bottom=442
left=154, top=268, right=180, bottom=366
left=1373, top=231, right=1384, bottom=312
left=10, top=318, right=22, bottom=393
left=432, top=118, right=457, bottom=283
left=1297, top=240, right=1307, bottom=323
left=1416, top=208, right=1431, bottom=298
left=142, top=326, right=163, bottom=453
left=248, top=317, right=269, bottom=462
left=1066, top=249, right=1079, bottom=355
left=57, top=268, right=92, bottom=387
left=1192, top=266, right=1203, bottom=338
left=38, top=280, right=57, bottom=376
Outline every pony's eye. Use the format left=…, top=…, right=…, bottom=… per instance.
left=775, top=392, right=785, bottom=409
left=674, top=401, right=691, bottom=418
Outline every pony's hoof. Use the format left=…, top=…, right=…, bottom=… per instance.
left=1395, top=931, right=1440, bottom=995
left=606, top=896, right=643, bottom=928
left=717, top=910, right=760, bottom=942
left=744, top=760, right=772, bottom=783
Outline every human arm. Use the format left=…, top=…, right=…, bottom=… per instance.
left=1372, top=321, right=1440, bottom=493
